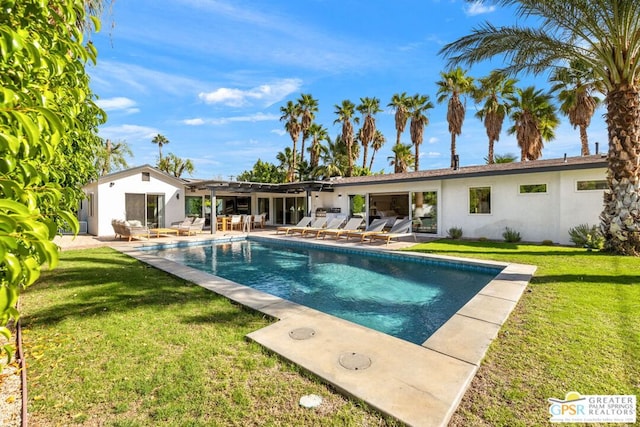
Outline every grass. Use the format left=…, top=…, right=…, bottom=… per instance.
left=21, top=241, right=640, bottom=426
left=22, top=248, right=400, bottom=426
left=406, top=240, right=640, bottom=427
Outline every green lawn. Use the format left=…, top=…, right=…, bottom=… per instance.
left=22, top=242, right=640, bottom=426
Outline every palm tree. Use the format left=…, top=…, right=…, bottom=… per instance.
left=550, top=60, right=602, bottom=156
left=492, top=153, right=518, bottom=164
left=95, top=138, right=132, bottom=176
left=473, top=71, right=517, bottom=164
left=407, top=94, right=434, bottom=171
left=369, top=130, right=386, bottom=171
left=388, top=143, right=414, bottom=173
left=507, top=87, right=560, bottom=161
left=436, top=67, right=475, bottom=168
left=151, top=134, right=169, bottom=160
left=306, top=123, right=329, bottom=170
left=276, top=147, right=299, bottom=182
left=356, top=97, right=382, bottom=170
left=279, top=101, right=302, bottom=182
left=439, top=0, right=640, bottom=254
left=297, top=94, right=319, bottom=164
left=157, top=153, right=195, bottom=178
left=388, top=92, right=412, bottom=170
left=313, top=135, right=348, bottom=179
left=333, top=100, right=359, bottom=177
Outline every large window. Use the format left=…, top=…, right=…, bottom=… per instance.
left=519, top=184, right=547, bottom=194
left=412, top=191, right=437, bottom=233
left=577, top=180, right=607, bottom=191
left=349, top=194, right=366, bottom=218
left=469, top=187, right=491, bottom=214
left=257, top=198, right=270, bottom=221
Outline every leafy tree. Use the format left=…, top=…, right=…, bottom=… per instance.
left=436, top=67, right=475, bottom=168
left=0, top=0, right=106, bottom=357
left=388, top=143, right=415, bottom=173
left=237, top=159, right=285, bottom=183
left=151, top=134, right=169, bottom=161
left=279, top=101, right=302, bottom=182
left=369, top=130, right=386, bottom=171
left=306, top=123, right=329, bottom=170
left=157, top=153, right=195, bottom=178
left=549, top=60, right=602, bottom=156
left=473, top=71, right=517, bottom=164
left=312, top=135, right=348, bottom=179
left=507, top=86, right=560, bottom=161
left=334, top=100, right=359, bottom=177
left=356, top=97, right=382, bottom=169
left=297, top=94, right=319, bottom=165
left=408, top=94, right=434, bottom=171
left=95, top=139, right=133, bottom=176
left=439, top=0, right=640, bottom=254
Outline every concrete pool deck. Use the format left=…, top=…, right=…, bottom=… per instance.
left=59, top=231, right=535, bottom=426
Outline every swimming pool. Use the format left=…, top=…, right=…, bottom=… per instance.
left=145, top=237, right=501, bottom=345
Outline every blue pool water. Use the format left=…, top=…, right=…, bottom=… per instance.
left=147, top=239, right=500, bottom=344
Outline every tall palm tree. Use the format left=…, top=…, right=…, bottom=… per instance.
left=507, top=86, right=560, bottom=161
left=436, top=67, right=475, bottom=168
left=158, top=153, right=195, bottom=178
left=276, top=147, right=299, bottom=182
left=151, top=134, right=169, bottom=160
left=388, top=92, right=412, bottom=170
left=313, top=135, right=348, bottom=179
left=333, top=100, right=359, bottom=177
left=306, top=123, right=328, bottom=170
left=356, top=97, right=382, bottom=169
left=297, top=94, right=319, bottom=164
left=407, top=94, right=434, bottom=171
left=473, top=71, right=517, bottom=164
left=550, top=60, right=602, bottom=156
left=387, top=143, right=414, bottom=173
left=95, top=138, right=132, bottom=176
left=369, top=130, right=386, bottom=171
left=279, top=101, right=302, bottom=182
left=439, top=0, right=640, bottom=254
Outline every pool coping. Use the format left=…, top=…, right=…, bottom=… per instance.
left=115, top=232, right=536, bottom=427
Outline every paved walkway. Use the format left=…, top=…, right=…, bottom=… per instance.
left=55, top=230, right=535, bottom=426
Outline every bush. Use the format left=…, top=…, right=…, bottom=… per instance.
left=447, top=227, right=463, bottom=239
left=568, top=224, right=604, bottom=250
left=502, top=227, right=522, bottom=243
left=541, top=239, right=554, bottom=246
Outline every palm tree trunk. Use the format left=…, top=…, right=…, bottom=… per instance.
left=369, top=150, right=376, bottom=171
left=415, top=143, right=420, bottom=171
left=362, top=144, right=368, bottom=169
left=450, top=134, right=457, bottom=168
left=579, top=125, right=591, bottom=156
left=487, top=138, right=495, bottom=164
left=601, top=86, right=640, bottom=255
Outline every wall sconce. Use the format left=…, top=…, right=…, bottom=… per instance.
left=315, top=194, right=319, bottom=198
left=109, top=182, right=115, bottom=187
left=338, top=194, right=342, bottom=197
left=176, top=193, right=180, bottom=200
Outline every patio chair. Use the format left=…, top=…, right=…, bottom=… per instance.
left=111, top=219, right=150, bottom=241
left=242, top=214, right=252, bottom=232
left=300, top=217, right=345, bottom=238
left=229, top=215, right=243, bottom=231
left=276, top=216, right=312, bottom=234
left=344, top=218, right=387, bottom=242
left=318, top=217, right=363, bottom=239
left=252, top=213, right=266, bottom=229
left=176, top=217, right=205, bottom=236
left=286, top=217, right=326, bottom=236
left=366, top=218, right=416, bottom=244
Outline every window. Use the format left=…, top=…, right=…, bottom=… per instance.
left=142, top=172, right=150, bottom=181
left=577, top=180, right=607, bottom=191
left=469, top=187, right=491, bottom=214
left=519, top=184, right=547, bottom=194
left=88, top=192, right=94, bottom=216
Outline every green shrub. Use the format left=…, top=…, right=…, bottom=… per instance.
left=503, top=227, right=522, bottom=243
left=568, top=224, right=604, bottom=250
left=541, top=239, right=554, bottom=246
left=447, top=227, right=463, bottom=239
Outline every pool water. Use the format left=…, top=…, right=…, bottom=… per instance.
left=148, top=239, right=500, bottom=344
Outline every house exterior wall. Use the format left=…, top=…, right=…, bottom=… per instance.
left=82, top=168, right=185, bottom=236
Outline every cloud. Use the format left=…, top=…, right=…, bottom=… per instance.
left=428, top=137, right=439, bottom=144
left=183, top=118, right=206, bottom=126
left=465, top=1, right=496, bottom=16
left=183, top=112, right=280, bottom=126
left=271, top=129, right=287, bottom=136
left=198, top=78, right=302, bottom=107
left=95, top=97, right=139, bottom=114
left=98, top=124, right=159, bottom=142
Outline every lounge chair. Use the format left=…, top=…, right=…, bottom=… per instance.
left=286, top=217, right=326, bottom=236
left=344, top=218, right=387, bottom=242
left=174, top=217, right=205, bottom=236
left=300, top=217, right=345, bottom=237
left=366, top=218, right=416, bottom=244
left=111, top=219, right=150, bottom=241
left=276, top=216, right=312, bottom=234
left=318, top=217, right=364, bottom=239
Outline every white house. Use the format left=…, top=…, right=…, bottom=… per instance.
left=82, top=155, right=608, bottom=245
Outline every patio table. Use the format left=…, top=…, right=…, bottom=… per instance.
left=150, top=228, right=180, bottom=237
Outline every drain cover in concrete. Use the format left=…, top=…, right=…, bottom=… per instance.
left=289, top=327, right=316, bottom=340
left=339, top=352, right=371, bottom=370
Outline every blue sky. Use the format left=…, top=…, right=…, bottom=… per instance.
left=89, top=0, right=608, bottom=180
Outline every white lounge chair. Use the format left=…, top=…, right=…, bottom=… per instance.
left=344, top=218, right=387, bottom=242
left=366, top=218, right=416, bottom=244
left=300, top=217, right=345, bottom=237
left=276, top=216, right=312, bottom=234
left=318, top=217, right=364, bottom=239
left=286, top=217, right=326, bottom=236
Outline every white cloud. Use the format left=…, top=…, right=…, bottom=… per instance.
left=428, top=137, right=439, bottom=144
left=95, top=97, right=139, bottom=114
left=465, top=1, right=496, bottom=16
left=184, top=112, right=280, bottom=126
left=183, top=118, right=206, bottom=126
left=199, top=79, right=302, bottom=107
left=271, top=129, right=286, bottom=136
left=98, top=124, right=159, bottom=142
